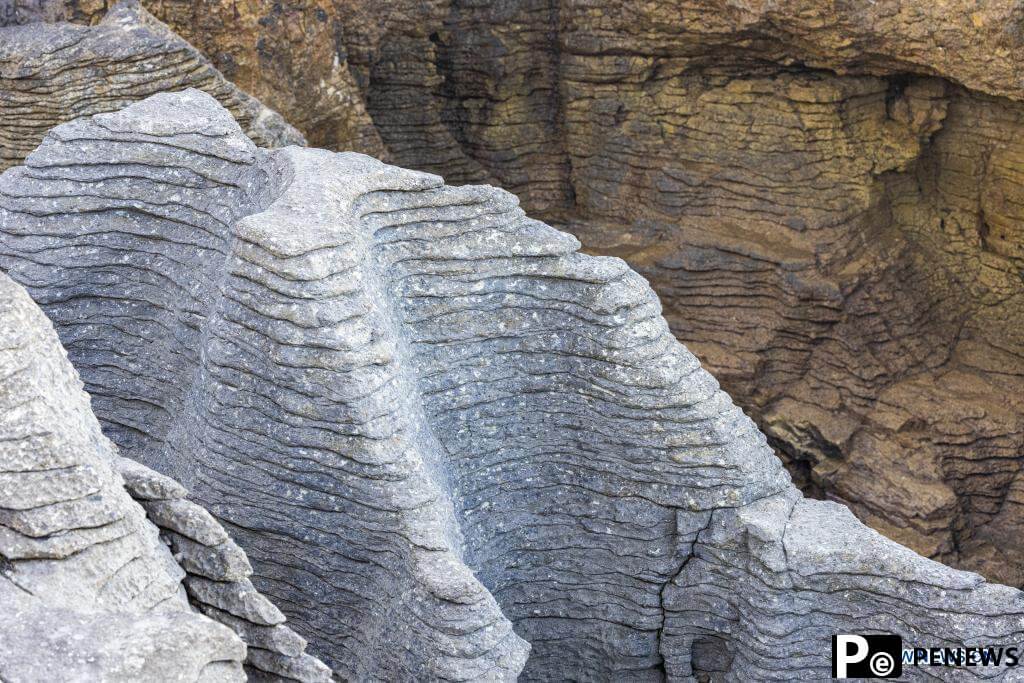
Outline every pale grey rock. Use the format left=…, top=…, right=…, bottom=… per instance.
left=245, top=650, right=333, bottom=683
left=0, top=271, right=185, bottom=610
left=168, top=531, right=254, bottom=582
left=144, top=499, right=231, bottom=546
left=0, top=604, right=247, bottom=683
left=115, top=455, right=189, bottom=500
left=133, top=479, right=331, bottom=683
left=198, top=604, right=309, bottom=658
left=123, top=442, right=331, bottom=681
left=2, top=90, right=1024, bottom=681
left=185, top=576, right=288, bottom=628
left=0, top=272, right=246, bottom=682
left=0, top=242, right=329, bottom=680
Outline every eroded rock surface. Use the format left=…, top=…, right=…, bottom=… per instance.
left=0, top=267, right=329, bottom=680
left=0, top=272, right=245, bottom=682
left=338, top=4, right=1024, bottom=588
left=115, top=447, right=333, bottom=682
left=3, top=90, right=1024, bottom=680
left=0, top=0, right=303, bottom=173
left=13, top=0, right=1021, bottom=586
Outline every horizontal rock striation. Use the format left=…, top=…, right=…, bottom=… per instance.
left=26, top=0, right=1014, bottom=587
left=2, top=90, right=1024, bottom=680
left=0, top=0, right=303, bottom=174
left=6, top=5, right=1021, bottom=586
left=342, top=7, right=1024, bottom=588
left=555, top=64, right=1024, bottom=586
left=0, top=271, right=245, bottom=682
left=0, top=239, right=329, bottom=678
left=115, top=454, right=333, bottom=682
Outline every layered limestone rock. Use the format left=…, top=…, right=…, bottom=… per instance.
left=18, top=0, right=385, bottom=157
left=0, top=0, right=303, bottom=173
left=335, top=8, right=1024, bottom=588
left=2, top=90, right=1024, bottom=680
left=115, top=453, right=333, bottom=682
left=567, top=70, right=1024, bottom=587
left=0, top=271, right=244, bottom=681
left=11, top=0, right=1020, bottom=586
left=0, top=269, right=329, bottom=679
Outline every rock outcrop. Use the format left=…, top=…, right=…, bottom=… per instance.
left=115, top=449, right=333, bottom=682
left=8, top=0, right=1020, bottom=587
left=3, top=90, right=1024, bottom=680
left=0, top=269, right=330, bottom=681
left=0, top=0, right=303, bottom=173
left=0, top=271, right=245, bottom=682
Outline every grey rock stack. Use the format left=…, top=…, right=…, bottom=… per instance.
left=0, top=253, right=330, bottom=676
left=117, top=448, right=332, bottom=682
left=0, top=272, right=245, bottom=682
left=2, top=90, right=1024, bottom=680
left=0, top=0, right=304, bottom=173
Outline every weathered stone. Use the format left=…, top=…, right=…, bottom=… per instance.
left=198, top=604, right=308, bottom=658
left=0, top=0, right=303, bottom=173
left=0, top=271, right=186, bottom=609
left=114, top=455, right=189, bottom=500
left=144, top=499, right=231, bottom=546
left=2, top=0, right=381, bottom=157
left=134, top=0, right=384, bottom=158
left=3, top=91, right=1024, bottom=680
left=0, top=271, right=246, bottom=681
left=129, top=460, right=329, bottom=680
left=0, top=249, right=329, bottom=680
left=12, top=0, right=1011, bottom=587
left=185, top=576, right=287, bottom=628
left=0, top=604, right=247, bottom=683
left=246, top=649, right=333, bottom=683
left=167, top=531, right=253, bottom=582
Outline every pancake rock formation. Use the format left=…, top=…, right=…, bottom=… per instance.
left=0, top=272, right=330, bottom=681
left=7, top=2, right=1024, bottom=586
left=2, top=90, right=1024, bottom=680
left=0, top=0, right=304, bottom=174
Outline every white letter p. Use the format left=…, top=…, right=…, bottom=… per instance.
left=835, top=635, right=869, bottom=678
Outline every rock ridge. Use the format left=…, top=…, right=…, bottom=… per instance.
left=2, top=90, right=1024, bottom=680
left=0, top=195, right=330, bottom=679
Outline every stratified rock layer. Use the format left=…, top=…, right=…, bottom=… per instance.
left=0, top=0, right=303, bottom=173
left=335, top=6, right=1024, bottom=588
left=14, top=0, right=1020, bottom=586
left=0, top=209, right=330, bottom=680
left=0, top=272, right=247, bottom=682
left=3, top=90, right=1024, bottom=680
left=116, top=447, right=333, bottom=682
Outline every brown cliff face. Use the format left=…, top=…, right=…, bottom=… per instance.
left=12, top=0, right=1024, bottom=586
